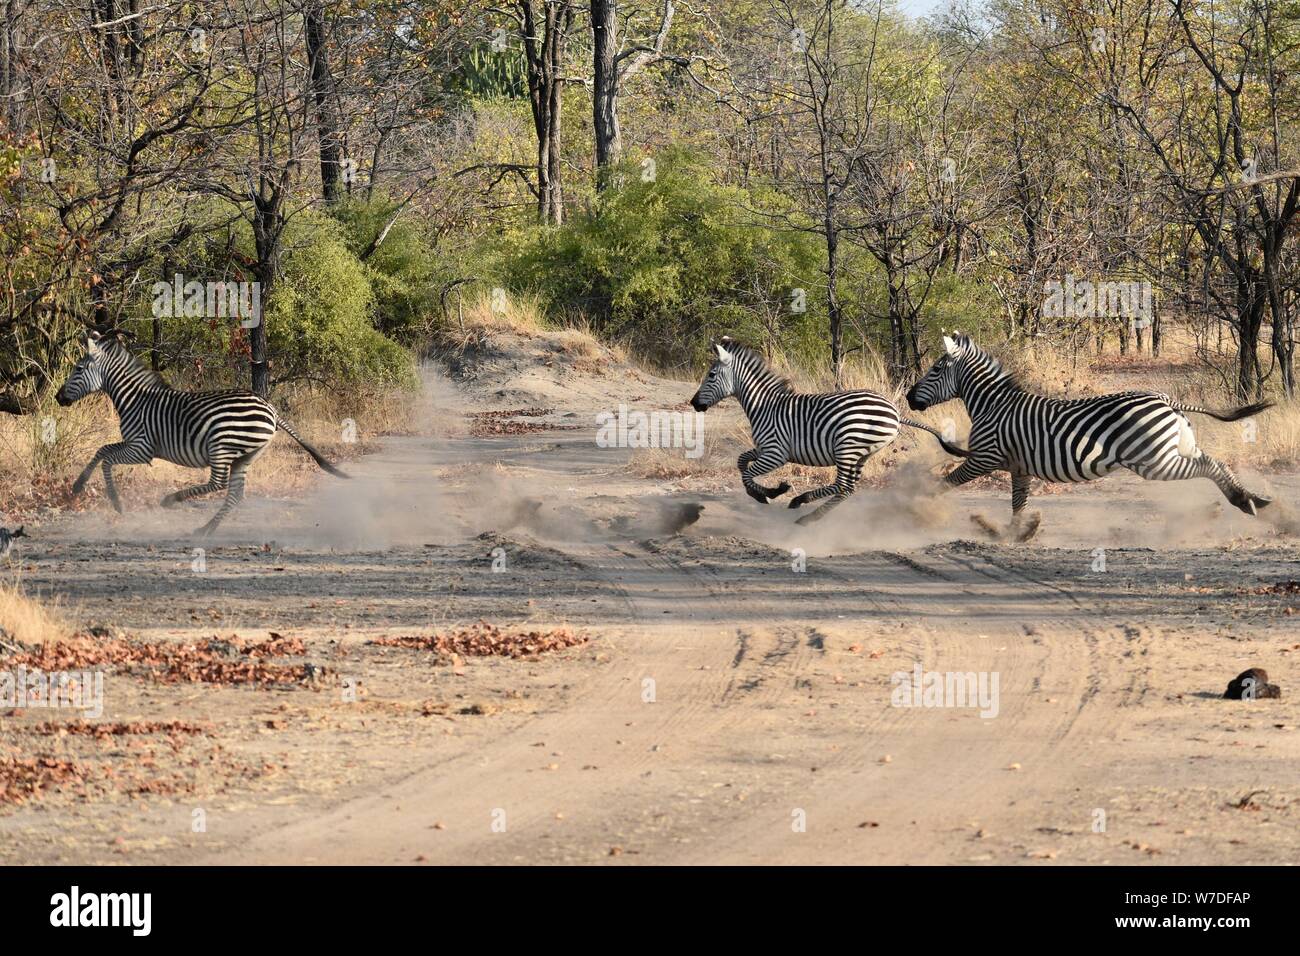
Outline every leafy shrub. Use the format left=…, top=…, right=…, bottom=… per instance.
left=124, top=203, right=416, bottom=393
left=494, top=151, right=825, bottom=368
left=270, top=211, right=416, bottom=389
left=332, top=197, right=446, bottom=344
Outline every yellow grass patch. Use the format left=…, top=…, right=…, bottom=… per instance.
left=0, top=580, right=70, bottom=647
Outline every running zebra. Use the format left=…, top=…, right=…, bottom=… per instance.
left=55, top=330, right=348, bottom=536
left=690, top=338, right=970, bottom=525
left=905, top=333, right=1273, bottom=540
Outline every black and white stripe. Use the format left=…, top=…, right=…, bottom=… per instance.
left=56, top=330, right=347, bottom=536
left=906, top=333, right=1272, bottom=539
left=690, top=337, right=969, bottom=525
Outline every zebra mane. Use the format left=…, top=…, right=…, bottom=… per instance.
left=99, top=336, right=169, bottom=388
left=957, top=336, right=1024, bottom=392
left=720, top=341, right=795, bottom=395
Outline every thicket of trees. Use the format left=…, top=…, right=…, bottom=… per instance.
left=1, top=0, right=1297, bottom=413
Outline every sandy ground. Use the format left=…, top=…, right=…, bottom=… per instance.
left=2, top=334, right=1298, bottom=865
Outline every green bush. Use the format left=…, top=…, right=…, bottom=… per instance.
left=332, top=197, right=447, bottom=345
left=125, top=202, right=416, bottom=393
left=494, top=151, right=825, bottom=367
left=270, top=211, right=416, bottom=389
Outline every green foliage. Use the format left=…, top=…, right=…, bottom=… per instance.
left=125, top=202, right=416, bottom=393
left=494, top=152, right=825, bottom=367
left=450, top=42, right=528, bottom=100
left=270, top=211, right=416, bottom=390
left=332, top=197, right=445, bottom=344
left=842, top=250, right=1004, bottom=357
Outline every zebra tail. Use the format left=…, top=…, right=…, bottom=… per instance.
left=900, top=417, right=971, bottom=457
left=1171, top=399, right=1274, bottom=423
left=276, top=419, right=351, bottom=478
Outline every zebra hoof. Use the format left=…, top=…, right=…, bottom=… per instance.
left=788, top=494, right=809, bottom=510
left=1015, top=513, right=1042, bottom=542
left=1230, top=492, right=1272, bottom=515
left=771, top=482, right=792, bottom=499
left=745, top=487, right=770, bottom=504
left=794, top=510, right=824, bottom=527
left=160, top=494, right=180, bottom=509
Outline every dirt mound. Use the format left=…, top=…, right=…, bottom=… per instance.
left=434, top=325, right=682, bottom=418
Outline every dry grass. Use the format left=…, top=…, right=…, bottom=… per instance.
left=433, top=289, right=631, bottom=375
left=0, top=580, right=71, bottom=647
left=435, top=289, right=549, bottom=350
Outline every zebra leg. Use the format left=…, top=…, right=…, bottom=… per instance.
left=1131, top=453, right=1272, bottom=516
left=162, top=462, right=231, bottom=509
left=72, top=442, right=151, bottom=504
left=1008, top=472, right=1041, bottom=542
left=936, top=456, right=1007, bottom=538
left=942, top=457, right=998, bottom=489
left=101, top=462, right=124, bottom=514
left=195, top=454, right=256, bottom=537
left=788, top=453, right=860, bottom=510
left=793, top=454, right=868, bottom=526
left=741, top=449, right=791, bottom=503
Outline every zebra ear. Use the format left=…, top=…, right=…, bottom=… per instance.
left=714, top=343, right=733, bottom=364
left=942, top=335, right=959, bottom=356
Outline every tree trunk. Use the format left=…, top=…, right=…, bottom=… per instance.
left=251, top=203, right=281, bottom=398
left=305, top=2, right=344, bottom=203
left=521, top=1, right=572, bottom=225
left=825, top=213, right=842, bottom=386
left=591, top=0, right=620, bottom=184
left=1236, top=275, right=1265, bottom=401
left=0, top=0, right=18, bottom=132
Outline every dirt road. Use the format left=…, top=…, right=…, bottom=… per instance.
left=3, top=359, right=1297, bottom=865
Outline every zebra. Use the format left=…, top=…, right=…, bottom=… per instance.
left=55, top=329, right=348, bottom=536
left=689, top=337, right=970, bottom=525
left=905, top=332, right=1273, bottom=541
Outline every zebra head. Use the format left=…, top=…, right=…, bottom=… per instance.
left=906, top=333, right=969, bottom=410
left=690, top=339, right=741, bottom=412
left=55, top=331, right=113, bottom=406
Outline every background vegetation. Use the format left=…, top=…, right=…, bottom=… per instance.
left=0, top=0, right=1297, bottom=425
